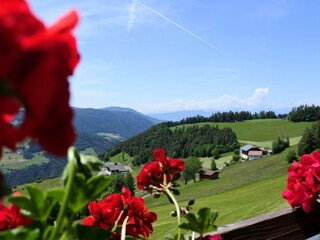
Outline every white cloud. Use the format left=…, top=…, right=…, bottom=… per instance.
left=136, top=87, right=271, bottom=113
left=247, top=87, right=270, bottom=106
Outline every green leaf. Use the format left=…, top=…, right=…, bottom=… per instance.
left=9, top=186, right=63, bottom=223
left=47, top=188, right=65, bottom=202
left=0, top=227, right=40, bottom=240
left=8, top=196, right=32, bottom=216
left=67, top=173, right=87, bottom=212
left=197, top=208, right=218, bottom=233
left=67, top=224, right=111, bottom=240
left=171, top=188, right=180, bottom=196
left=26, top=185, right=46, bottom=210
left=86, top=175, right=112, bottom=199
left=68, top=174, right=111, bottom=212
left=64, top=147, right=103, bottom=185
left=153, top=193, right=161, bottom=199
left=188, top=199, right=195, bottom=206
left=180, top=213, right=201, bottom=233
left=179, top=207, right=218, bottom=235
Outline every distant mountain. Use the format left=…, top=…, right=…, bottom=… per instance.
left=73, top=107, right=158, bottom=139
left=103, top=107, right=162, bottom=124
left=72, top=107, right=162, bottom=153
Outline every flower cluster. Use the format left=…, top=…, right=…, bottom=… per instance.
left=282, top=151, right=320, bottom=213
left=0, top=193, right=32, bottom=230
left=0, top=0, right=79, bottom=157
left=137, top=148, right=185, bottom=193
left=83, top=186, right=157, bottom=239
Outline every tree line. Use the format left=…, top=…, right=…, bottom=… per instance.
left=165, top=110, right=280, bottom=127
left=288, top=105, right=320, bottom=122
left=108, top=123, right=239, bottom=166
left=297, top=121, right=320, bottom=155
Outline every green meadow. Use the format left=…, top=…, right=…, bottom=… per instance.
left=1, top=152, right=49, bottom=173
left=175, top=119, right=312, bottom=142
left=147, top=147, right=292, bottom=239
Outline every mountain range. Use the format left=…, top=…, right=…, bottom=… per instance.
left=148, top=107, right=291, bottom=121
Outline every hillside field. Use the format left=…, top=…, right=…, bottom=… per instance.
left=174, top=119, right=312, bottom=142
left=146, top=147, right=293, bottom=239
left=1, top=152, right=49, bottom=173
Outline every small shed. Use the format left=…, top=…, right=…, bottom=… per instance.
left=199, top=169, right=220, bottom=180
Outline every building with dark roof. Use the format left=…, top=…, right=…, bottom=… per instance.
left=240, top=144, right=269, bottom=160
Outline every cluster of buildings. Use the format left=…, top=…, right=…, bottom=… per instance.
left=99, top=162, right=131, bottom=176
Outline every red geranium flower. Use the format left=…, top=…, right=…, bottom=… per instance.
left=283, top=152, right=320, bottom=213
left=199, top=234, right=223, bottom=240
left=0, top=0, right=80, bottom=156
left=0, top=197, right=32, bottom=230
left=137, top=149, right=185, bottom=192
left=83, top=186, right=157, bottom=239
left=137, top=161, right=165, bottom=193
left=154, top=148, right=185, bottom=175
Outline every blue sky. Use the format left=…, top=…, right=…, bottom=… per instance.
left=29, top=0, right=320, bottom=114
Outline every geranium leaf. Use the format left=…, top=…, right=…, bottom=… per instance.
left=179, top=208, right=218, bottom=235
left=8, top=196, right=32, bottom=215
left=68, top=173, right=87, bottom=212
left=0, top=227, right=40, bottom=240
left=26, top=185, right=45, bottom=209
left=11, top=185, right=62, bottom=222
left=85, top=175, right=111, bottom=199
left=70, top=224, right=111, bottom=240
left=197, top=208, right=218, bottom=234
left=68, top=174, right=111, bottom=212
left=47, top=188, right=65, bottom=202
left=188, top=199, right=195, bottom=206
left=171, top=188, right=180, bottom=196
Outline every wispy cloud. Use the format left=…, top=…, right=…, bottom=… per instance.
left=138, top=2, right=217, bottom=49
left=127, top=0, right=138, bottom=32
left=136, top=88, right=270, bottom=113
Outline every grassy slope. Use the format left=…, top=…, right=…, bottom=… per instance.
left=1, top=153, right=49, bottom=173
left=15, top=177, right=62, bottom=193
left=175, top=119, right=312, bottom=142
left=146, top=146, right=293, bottom=239
left=150, top=175, right=288, bottom=239
left=201, top=152, right=233, bottom=169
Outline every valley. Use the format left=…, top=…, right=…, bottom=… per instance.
left=4, top=107, right=319, bottom=239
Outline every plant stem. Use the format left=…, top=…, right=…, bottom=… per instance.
left=111, top=210, right=124, bottom=233
left=121, top=216, right=129, bottom=240
left=49, top=163, right=76, bottom=240
left=165, top=188, right=181, bottom=240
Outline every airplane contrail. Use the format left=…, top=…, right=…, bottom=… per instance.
left=127, top=0, right=138, bottom=32
left=138, top=2, right=217, bottom=49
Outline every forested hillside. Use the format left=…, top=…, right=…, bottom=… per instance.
left=108, top=123, right=239, bottom=165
